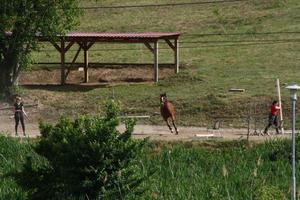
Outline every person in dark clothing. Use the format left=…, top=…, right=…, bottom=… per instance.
left=13, top=96, right=28, bottom=136
left=263, top=100, right=280, bottom=135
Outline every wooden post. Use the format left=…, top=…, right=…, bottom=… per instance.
left=66, top=46, right=82, bottom=78
left=247, top=102, right=251, bottom=140
left=175, top=38, right=179, bottom=73
left=165, top=39, right=179, bottom=74
left=60, top=38, right=65, bottom=85
left=84, top=44, right=89, bottom=83
left=154, top=41, right=158, bottom=82
left=277, top=78, right=284, bottom=134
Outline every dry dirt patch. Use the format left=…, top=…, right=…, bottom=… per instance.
left=19, top=65, right=175, bottom=85
left=0, top=114, right=290, bottom=142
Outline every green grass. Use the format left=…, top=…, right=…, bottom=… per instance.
left=1, top=134, right=299, bottom=200
left=21, top=0, right=300, bottom=127
left=137, top=139, right=296, bottom=199
left=0, top=135, right=33, bottom=200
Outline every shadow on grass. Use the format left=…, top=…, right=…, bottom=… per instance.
left=21, top=81, right=155, bottom=92
left=21, top=83, right=108, bottom=92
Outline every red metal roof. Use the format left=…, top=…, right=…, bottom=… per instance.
left=5, top=31, right=179, bottom=38
left=5, top=31, right=180, bottom=42
left=66, top=32, right=180, bottom=39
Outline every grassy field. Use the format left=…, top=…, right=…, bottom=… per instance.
left=138, top=139, right=298, bottom=200
left=20, top=0, right=300, bottom=127
left=0, top=134, right=299, bottom=199
left=2, top=2, right=299, bottom=198
left=0, top=136, right=33, bottom=199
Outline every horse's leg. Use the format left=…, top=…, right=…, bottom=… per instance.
left=171, top=119, right=179, bottom=134
left=165, top=119, right=173, bottom=133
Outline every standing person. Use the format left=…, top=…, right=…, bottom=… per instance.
left=13, top=96, right=28, bottom=136
left=263, top=100, right=280, bottom=135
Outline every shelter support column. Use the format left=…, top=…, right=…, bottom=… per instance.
left=175, top=39, right=179, bottom=73
left=50, top=40, right=74, bottom=85
left=154, top=41, right=158, bottom=82
left=84, top=47, right=89, bottom=83
left=144, top=41, right=159, bottom=82
left=165, top=38, right=179, bottom=74
left=79, top=42, right=94, bottom=83
left=60, top=38, right=65, bottom=85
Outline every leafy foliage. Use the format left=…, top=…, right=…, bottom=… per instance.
left=2, top=132, right=300, bottom=199
left=0, top=135, right=35, bottom=200
left=15, top=100, right=147, bottom=199
left=138, top=139, right=300, bottom=199
left=254, top=185, right=286, bottom=200
left=0, top=0, right=81, bottom=93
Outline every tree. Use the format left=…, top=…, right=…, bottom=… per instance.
left=15, top=101, right=148, bottom=199
left=0, top=0, right=81, bottom=96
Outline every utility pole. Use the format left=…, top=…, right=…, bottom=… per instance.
left=286, top=84, right=300, bottom=200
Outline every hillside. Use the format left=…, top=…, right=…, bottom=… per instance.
left=18, top=0, right=300, bottom=127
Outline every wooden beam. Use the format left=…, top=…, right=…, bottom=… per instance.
left=118, top=115, right=150, bottom=119
left=154, top=41, right=158, bottom=82
left=65, top=46, right=82, bottom=79
left=174, top=39, right=179, bottom=73
left=165, top=39, right=179, bottom=73
left=86, top=41, right=95, bottom=50
left=64, top=41, right=75, bottom=52
left=84, top=42, right=89, bottom=83
left=71, top=46, right=82, bottom=65
left=277, top=78, right=284, bottom=134
left=50, top=41, right=61, bottom=52
left=144, top=42, right=154, bottom=54
left=60, top=38, right=66, bottom=85
left=164, top=39, right=175, bottom=50
left=78, top=41, right=95, bottom=51
left=36, top=62, right=173, bottom=67
left=77, top=41, right=84, bottom=49
left=229, top=88, right=245, bottom=92
left=0, top=103, right=38, bottom=110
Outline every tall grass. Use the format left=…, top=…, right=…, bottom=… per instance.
left=0, top=135, right=34, bottom=200
left=0, top=133, right=298, bottom=199
left=137, top=139, right=296, bottom=200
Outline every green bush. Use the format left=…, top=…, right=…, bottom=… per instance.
left=15, top=100, right=147, bottom=199
left=254, top=185, right=286, bottom=200
left=0, top=135, right=33, bottom=200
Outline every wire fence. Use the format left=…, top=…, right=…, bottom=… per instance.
left=78, top=0, right=245, bottom=10
left=205, top=101, right=297, bottom=137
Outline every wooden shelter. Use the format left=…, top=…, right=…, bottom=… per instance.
left=38, top=32, right=180, bottom=84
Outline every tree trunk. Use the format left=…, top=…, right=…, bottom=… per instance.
left=0, top=66, right=13, bottom=99
left=0, top=65, right=13, bottom=87
left=0, top=52, right=20, bottom=98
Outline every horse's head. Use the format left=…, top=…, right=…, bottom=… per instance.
left=160, top=93, right=167, bottom=104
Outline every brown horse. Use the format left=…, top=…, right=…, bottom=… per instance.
left=160, top=93, right=178, bottom=134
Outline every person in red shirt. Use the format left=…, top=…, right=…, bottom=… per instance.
left=263, top=100, right=280, bottom=135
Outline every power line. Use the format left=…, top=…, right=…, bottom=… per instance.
left=79, top=0, right=244, bottom=10
left=180, top=40, right=300, bottom=48
left=36, top=39, right=299, bottom=52
left=180, top=38, right=300, bottom=43
left=184, top=31, right=300, bottom=37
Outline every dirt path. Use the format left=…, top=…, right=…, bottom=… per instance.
left=0, top=116, right=291, bottom=141
left=0, top=67, right=290, bottom=141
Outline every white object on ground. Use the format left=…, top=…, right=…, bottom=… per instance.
left=195, top=134, right=215, bottom=137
